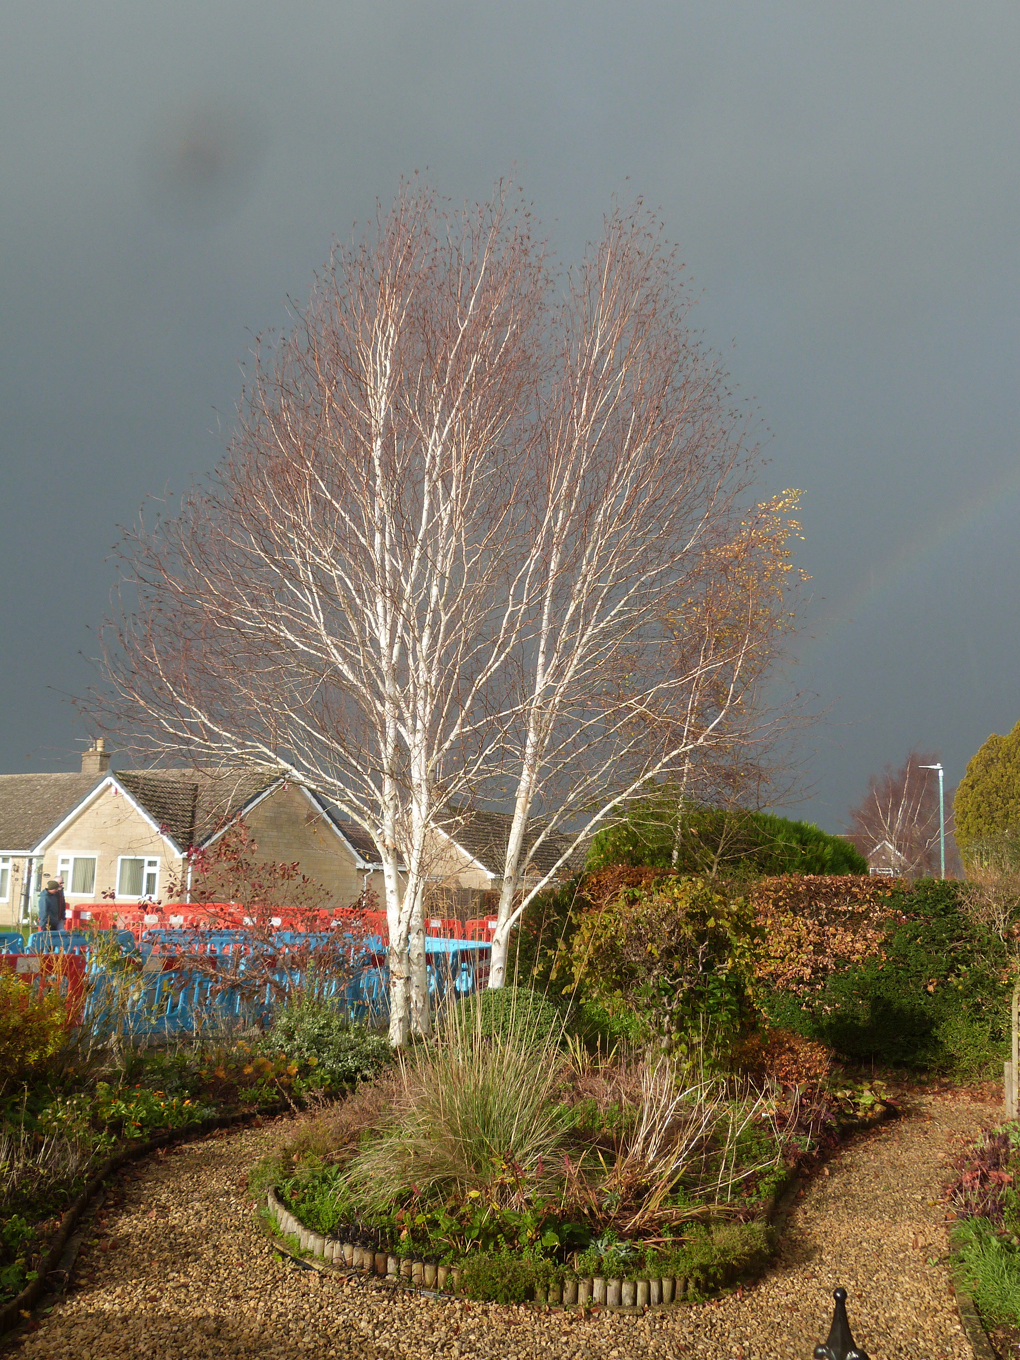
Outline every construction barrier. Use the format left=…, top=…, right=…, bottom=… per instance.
left=0, top=952, right=87, bottom=1027
left=65, top=904, right=501, bottom=943
left=2, top=927, right=490, bottom=1037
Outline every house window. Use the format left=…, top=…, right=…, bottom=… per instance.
left=0, top=858, right=9, bottom=902
left=117, top=857, right=159, bottom=899
left=57, top=855, right=97, bottom=896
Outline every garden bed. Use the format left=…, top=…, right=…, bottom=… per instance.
left=945, top=1112, right=1020, bottom=1358
left=253, top=992, right=895, bottom=1307
left=0, top=996, right=392, bottom=1315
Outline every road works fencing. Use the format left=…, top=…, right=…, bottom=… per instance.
left=64, top=903, right=500, bottom=942
left=0, top=923, right=491, bottom=1038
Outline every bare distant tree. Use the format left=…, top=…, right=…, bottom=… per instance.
left=846, top=750, right=958, bottom=879
left=93, top=179, right=806, bottom=1039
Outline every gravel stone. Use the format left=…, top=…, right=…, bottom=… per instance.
left=3, top=1092, right=998, bottom=1358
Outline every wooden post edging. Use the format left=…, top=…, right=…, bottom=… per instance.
left=266, top=1186, right=691, bottom=1309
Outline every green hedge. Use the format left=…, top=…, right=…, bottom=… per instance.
left=586, top=795, right=867, bottom=878
left=761, top=880, right=1009, bottom=1074
left=515, top=870, right=1009, bottom=1075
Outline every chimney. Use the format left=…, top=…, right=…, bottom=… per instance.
left=81, top=738, right=112, bottom=779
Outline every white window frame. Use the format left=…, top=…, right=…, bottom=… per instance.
left=116, top=856, right=160, bottom=901
left=57, top=854, right=99, bottom=897
left=0, top=858, right=10, bottom=903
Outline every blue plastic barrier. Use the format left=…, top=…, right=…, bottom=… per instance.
left=27, top=930, right=136, bottom=957
left=0, top=933, right=24, bottom=955
left=67, top=930, right=492, bottom=1037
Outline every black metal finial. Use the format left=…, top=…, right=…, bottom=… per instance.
left=813, top=1287, right=870, bottom=1360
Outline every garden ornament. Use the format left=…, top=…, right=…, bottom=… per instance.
left=814, top=1287, right=870, bottom=1360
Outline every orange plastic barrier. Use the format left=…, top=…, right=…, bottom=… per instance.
left=0, top=953, right=87, bottom=1027
left=65, top=903, right=499, bottom=943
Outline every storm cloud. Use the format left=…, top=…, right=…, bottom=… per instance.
left=2, top=1, right=1017, bottom=831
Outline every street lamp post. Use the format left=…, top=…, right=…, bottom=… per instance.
left=920, top=763, right=945, bottom=880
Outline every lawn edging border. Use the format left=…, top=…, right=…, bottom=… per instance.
left=264, top=1186, right=692, bottom=1307
left=0, top=1102, right=288, bottom=1340
left=947, top=1275, right=998, bottom=1360
left=262, top=1104, right=897, bottom=1312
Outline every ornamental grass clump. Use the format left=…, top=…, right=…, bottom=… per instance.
left=345, top=1004, right=570, bottom=1215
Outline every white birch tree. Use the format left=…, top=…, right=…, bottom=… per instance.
left=94, top=180, right=805, bottom=1033
left=97, top=182, right=550, bottom=1043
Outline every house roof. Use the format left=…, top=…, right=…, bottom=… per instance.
left=305, top=790, right=384, bottom=867
left=438, top=806, right=581, bottom=880
left=117, top=768, right=282, bottom=851
left=0, top=765, right=283, bottom=857
left=0, top=773, right=106, bottom=853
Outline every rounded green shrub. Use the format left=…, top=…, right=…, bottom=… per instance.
left=261, top=998, right=392, bottom=1090
left=586, top=793, right=867, bottom=877
left=447, top=985, right=564, bottom=1048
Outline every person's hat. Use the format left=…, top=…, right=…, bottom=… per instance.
left=46, top=879, right=60, bottom=890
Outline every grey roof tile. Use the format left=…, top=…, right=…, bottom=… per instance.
left=438, top=806, right=580, bottom=879
left=0, top=773, right=105, bottom=852
left=307, top=792, right=384, bottom=865
left=118, top=768, right=281, bottom=849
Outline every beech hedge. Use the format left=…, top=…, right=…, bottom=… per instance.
left=517, top=873, right=1009, bottom=1074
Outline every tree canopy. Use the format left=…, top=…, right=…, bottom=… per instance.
left=955, top=720, right=1020, bottom=866
left=586, top=790, right=867, bottom=877
left=94, top=180, right=806, bottom=1041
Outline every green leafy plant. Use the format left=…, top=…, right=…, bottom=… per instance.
left=586, top=791, right=867, bottom=878
left=761, top=879, right=1008, bottom=1073
left=557, top=875, right=755, bottom=1051
left=260, top=998, right=391, bottom=1092
left=445, top=986, right=564, bottom=1049
left=92, top=1082, right=209, bottom=1138
left=0, top=970, right=67, bottom=1093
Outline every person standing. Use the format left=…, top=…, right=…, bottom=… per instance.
left=37, top=879, right=66, bottom=931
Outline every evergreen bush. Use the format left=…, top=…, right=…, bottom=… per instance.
left=586, top=792, right=867, bottom=878
left=447, top=985, right=564, bottom=1048
left=759, top=879, right=1009, bottom=1073
left=261, top=997, right=391, bottom=1091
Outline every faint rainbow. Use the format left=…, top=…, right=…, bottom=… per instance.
left=803, top=456, right=1020, bottom=649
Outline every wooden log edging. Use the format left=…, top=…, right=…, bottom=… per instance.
left=265, top=1187, right=699, bottom=1308
left=264, top=1103, right=900, bottom=1310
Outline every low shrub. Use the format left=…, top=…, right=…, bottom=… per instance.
left=948, top=1124, right=1020, bottom=1338
left=450, top=1221, right=775, bottom=1302
left=555, top=876, right=755, bottom=1052
left=459, top=1250, right=561, bottom=1303
left=0, top=972, right=67, bottom=1093
left=731, top=1028, right=832, bottom=1091
left=445, top=986, right=564, bottom=1049
left=259, top=998, right=392, bottom=1092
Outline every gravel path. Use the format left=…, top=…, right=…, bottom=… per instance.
left=4, top=1091, right=1000, bottom=1359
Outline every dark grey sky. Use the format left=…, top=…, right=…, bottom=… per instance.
left=3, top=1, right=1018, bottom=833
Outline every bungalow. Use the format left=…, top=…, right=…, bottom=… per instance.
left=0, top=742, right=388, bottom=927
left=0, top=744, right=577, bottom=929
left=431, top=806, right=582, bottom=911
